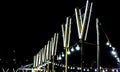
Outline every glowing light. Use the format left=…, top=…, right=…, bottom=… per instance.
left=109, top=44, right=112, bottom=47
left=95, top=69, right=97, bottom=72
left=105, top=69, right=108, bottom=72
left=70, top=67, right=72, bottom=70
left=117, top=58, right=120, bottom=62
left=112, top=69, right=114, bottom=72
left=100, top=66, right=102, bottom=69
left=67, top=50, right=71, bottom=55
left=73, top=67, right=75, bottom=69
left=62, top=52, right=65, bottom=57
left=76, top=45, right=80, bottom=50
left=102, top=69, right=105, bottom=72
left=58, top=56, right=62, bottom=60
left=77, top=67, right=81, bottom=70
left=57, top=55, right=62, bottom=60
left=106, top=42, right=110, bottom=46
left=71, top=47, right=74, bottom=52
left=83, top=68, right=86, bottom=71
left=68, top=66, right=70, bottom=69
left=62, top=65, right=64, bottom=67
left=87, top=69, right=90, bottom=71
left=111, top=51, right=117, bottom=55
left=114, top=55, right=118, bottom=58
left=112, top=47, right=115, bottom=50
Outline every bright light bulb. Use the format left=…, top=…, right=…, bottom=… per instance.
left=105, top=69, right=108, bottom=72
left=106, top=42, right=110, bottom=46
left=114, top=55, right=118, bottom=58
left=71, top=47, right=74, bottom=52
left=111, top=51, right=117, bottom=55
left=58, top=56, right=62, bottom=60
left=62, top=53, right=64, bottom=57
left=112, top=69, right=114, bottom=72
left=95, top=69, right=97, bottom=72
left=83, top=68, right=86, bottom=71
left=76, top=45, right=80, bottom=50
left=67, top=51, right=71, bottom=55
left=57, top=55, right=62, bottom=60
left=109, top=44, right=112, bottom=47
left=117, top=58, right=120, bottom=62
left=87, top=69, right=89, bottom=71
left=112, top=47, right=115, bottom=50
left=77, top=67, right=80, bottom=70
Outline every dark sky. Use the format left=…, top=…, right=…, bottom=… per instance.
left=0, top=0, right=120, bottom=69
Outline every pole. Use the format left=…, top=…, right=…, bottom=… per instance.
left=65, top=47, right=68, bottom=72
left=52, top=56, right=54, bottom=72
left=96, top=18, right=100, bottom=72
left=80, top=39, right=83, bottom=72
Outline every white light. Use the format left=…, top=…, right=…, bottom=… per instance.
left=62, top=52, right=64, bottom=57
left=109, top=44, right=112, bottom=47
left=83, top=68, right=86, bottom=71
left=77, top=67, right=81, bottom=70
left=117, top=58, right=120, bottom=62
left=58, top=55, right=62, bottom=60
left=105, top=69, right=108, bottom=72
left=62, top=65, right=64, bottom=67
left=70, top=67, right=72, bottom=70
left=112, top=69, right=114, bottom=72
left=106, top=42, right=110, bottom=46
left=58, top=56, right=62, bottom=60
left=60, top=64, right=62, bottom=67
left=102, top=69, right=105, bottom=72
left=71, top=47, right=74, bottom=52
left=68, top=66, right=70, bottom=69
left=95, top=69, right=97, bottom=72
left=112, top=47, right=115, bottom=50
left=67, top=50, right=71, bottom=55
left=87, top=69, right=89, bottom=71
left=73, top=67, right=75, bottom=69
left=114, top=55, right=118, bottom=58
left=76, top=45, right=80, bottom=50
left=111, top=51, right=117, bottom=55
left=116, top=69, right=119, bottom=72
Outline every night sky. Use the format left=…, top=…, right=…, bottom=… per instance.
left=0, top=0, right=120, bottom=69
